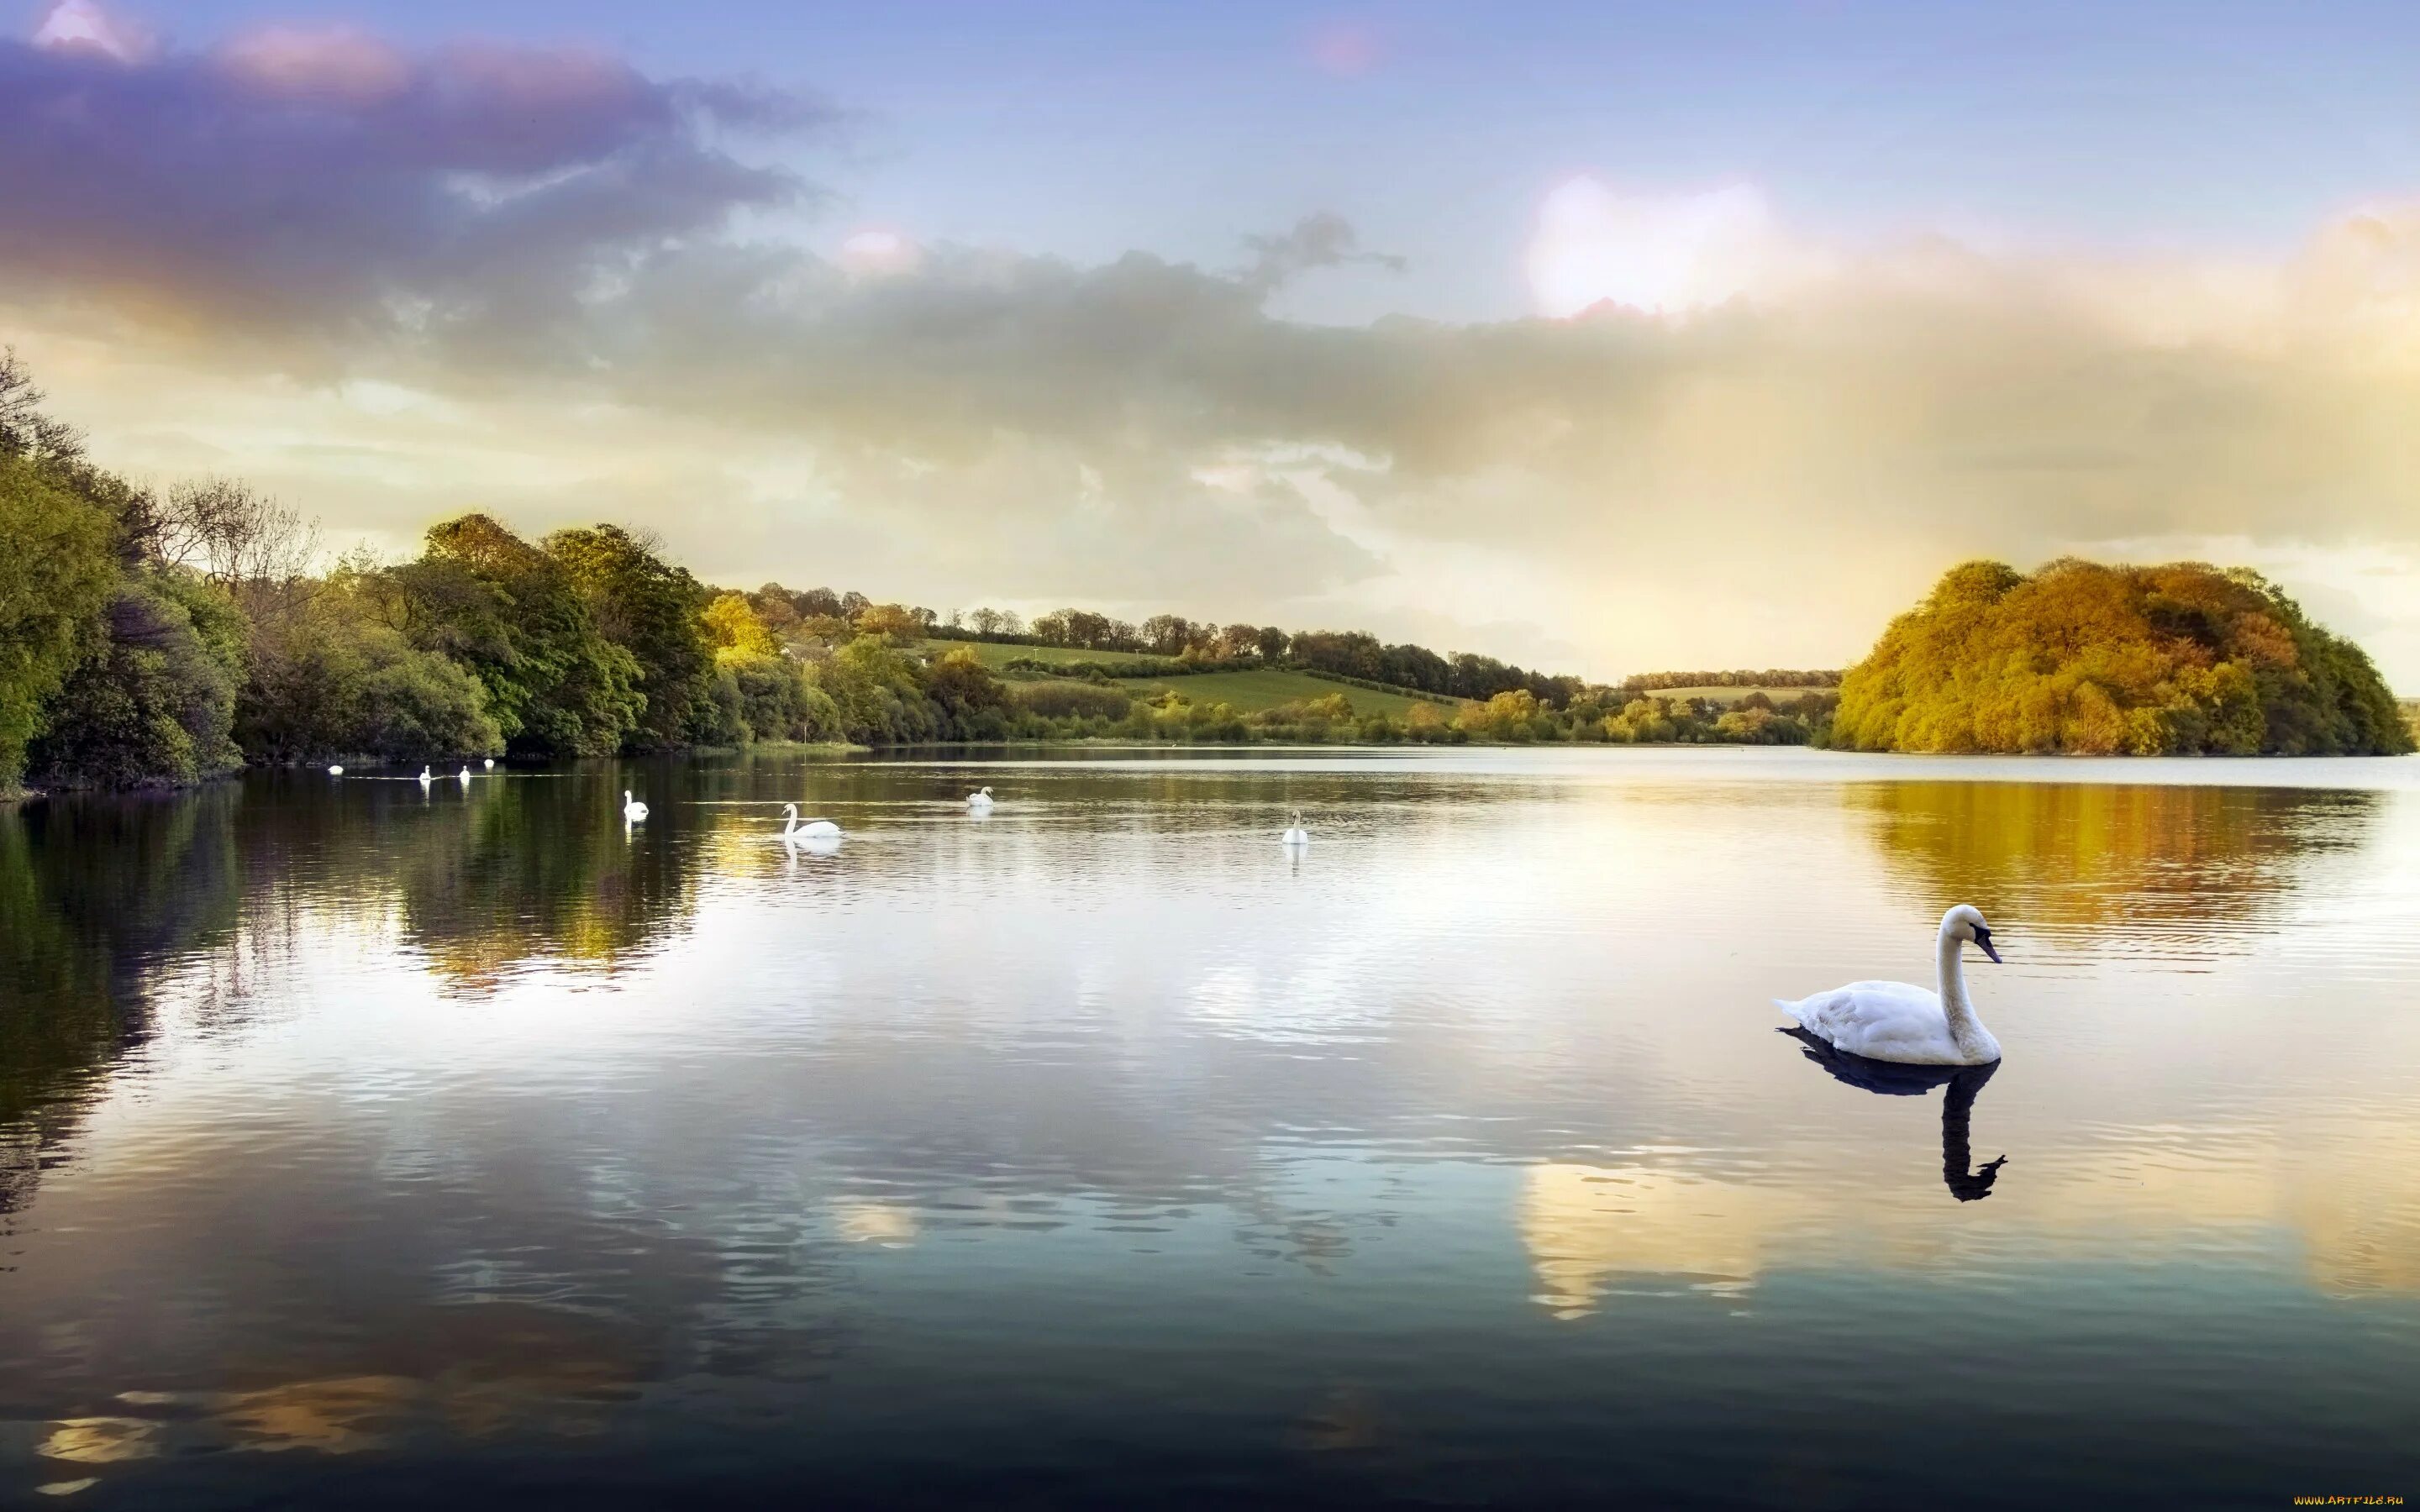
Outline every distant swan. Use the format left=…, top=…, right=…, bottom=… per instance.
left=1776, top=905, right=2002, bottom=1066
left=623, top=790, right=649, bottom=823
left=483, top=758, right=495, bottom=769
left=418, top=765, right=433, bottom=786
left=781, top=802, right=840, bottom=843
left=1281, top=809, right=1309, bottom=847
left=457, top=765, right=471, bottom=783
left=965, top=785, right=995, bottom=811
left=327, top=764, right=344, bottom=775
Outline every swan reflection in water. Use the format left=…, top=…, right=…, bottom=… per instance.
left=1780, top=1028, right=2008, bottom=1201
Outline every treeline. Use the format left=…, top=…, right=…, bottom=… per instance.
left=1620, top=669, right=1842, bottom=693
left=1829, top=559, right=2411, bottom=756
left=924, top=606, right=1583, bottom=704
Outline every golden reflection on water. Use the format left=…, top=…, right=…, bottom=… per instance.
left=1520, top=1164, right=1809, bottom=1317
left=1519, top=1116, right=2420, bottom=1320
left=1849, top=780, right=2377, bottom=933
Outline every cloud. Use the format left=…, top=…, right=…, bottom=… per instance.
left=7, top=8, right=2420, bottom=680
left=1239, top=212, right=1407, bottom=296
left=1523, top=179, right=1791, bottom=317
left=0, top=4, right=825, bottom=346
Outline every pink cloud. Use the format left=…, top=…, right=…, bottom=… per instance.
left=30, top=0, right=154, bottom=64
left=215, top=26, right=411, bottom=104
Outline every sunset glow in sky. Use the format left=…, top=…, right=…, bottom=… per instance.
left=8, top=0, right=2420, bottom=681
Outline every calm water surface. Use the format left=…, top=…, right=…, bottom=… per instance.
left=3, top=748, right=2417, bottom=1508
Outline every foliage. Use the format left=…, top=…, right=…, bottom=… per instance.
left=236, top=573, right=502, bottom=762
left=808, top=636, right=944, bottom=743
left=392, top=514, right=644, bottom=758
left=1830, top=559, right=2412, bottom=756
left=0, top=455, right=118, bottom=790
left=703, top=592, right=778, bottom=659
left=26, top=570, right=248, bottom=788
left=1622, top=668, right=1843, bottom=693
left=544, top=524, right=714, bottom=750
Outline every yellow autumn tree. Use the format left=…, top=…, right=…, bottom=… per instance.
left=1831, top=559, right=2409, bottom=756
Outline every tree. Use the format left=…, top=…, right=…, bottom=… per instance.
left=0, top=456, right=117, bottom=788
left=703, top=592, right=778, bottom=659
left=1832, top=559, right=2411, bottom=756
left=544, top=525, right=715, bottom=751
left=923, top=648, right=1009, bottom=739
left=236, top=572, right=501, bottom=762
left=396, top=514, right=643, bottom=757
left=854, top=601, right=923, bottom=638
left=27, top=570, right=247, bottom=788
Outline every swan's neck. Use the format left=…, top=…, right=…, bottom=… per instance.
left=1934, top=927, right=1993, bottom=1058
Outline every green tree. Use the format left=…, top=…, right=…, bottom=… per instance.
left=26, top=570, right=247, bottom=789
left=0, top=455, right=117, bottom=790
left=544, top=525, right=713, bottom=750
left=393, top=515, right=643, bottom=757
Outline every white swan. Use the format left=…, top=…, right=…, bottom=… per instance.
left=418, top=765, right=433, bottom=786
left=483, top=758, right=495, bottom=769
left=1776, top=905, right=2003, bottom=1066
left=622, top=790, right=649, bottom=823
left=327, top=764, right=344, bottom=776
left=457, top=765, right=471, bottom=783
left=781, top=802, right=841, bottom=843
left=1281, top=809, right=1310, bottom=847
left=965, top=785, right=995, bottom=811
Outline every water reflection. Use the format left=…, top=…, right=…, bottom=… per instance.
left=1, top=753, right=2415, bottom=1505
left=1780, top=1028, right=2007, bottom=1201
left=1852, top=780, right=2381, bottom=936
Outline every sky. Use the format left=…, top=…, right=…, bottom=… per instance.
left=7, top=0, right=2420, bottom=684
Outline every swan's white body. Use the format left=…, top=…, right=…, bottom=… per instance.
left=965, top=785, right=995, bottom=811
left=457, top=766, right=471, bottom=783
left=1776, top=905, right=2003, bottom=1066
left=622, top=790, right=649, bottom=822
left=781, top=803, right=840, bottom=843
left=1281, top=809, right=1310, bottom=847
left=483, top=758, right=495, bottom=769
left=418, top=766, right=433, bottom=786
left=327, top=764, right=344, bottom=775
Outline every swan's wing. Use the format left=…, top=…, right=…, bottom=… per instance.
left=1780, top=982, right=1963, bottom=1063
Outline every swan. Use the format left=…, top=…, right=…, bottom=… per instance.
left=418, top=765, right=433, bottom=786
left=483, top=758, right=495, bottom=769
left=622, top=790, right=649, bottom=823
left=965, top=785, right=995, bottom=811
left=457, top=765, right=471, bottom=783
left=1775, top=905, right=2003, bottom=1066
left=1281, top=809, right=1310, bottom=847
left=327, top=764, right=344, bottom=776
left=781, top=802, right=841, bottom=843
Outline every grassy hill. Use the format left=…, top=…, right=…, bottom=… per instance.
left=1112, top=668, right=1440, bottom=717
left=921, top=639, right=1162, bottom=670
left=918, top=640, right=1448, bottom=717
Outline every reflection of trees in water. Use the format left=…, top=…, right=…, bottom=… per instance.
left=390, top=777, right=700, bottom=990
left=0, top=790, right=244, bottom=1215
left=0, top=773, right=704, bottom=1215
left=1851, top=781, right=2381, bottom=935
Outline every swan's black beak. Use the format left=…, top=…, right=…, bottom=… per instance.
left=1973, top=926, right=2002, bottom=964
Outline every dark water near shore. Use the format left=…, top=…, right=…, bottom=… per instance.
left=3, top=748, right=2417, bottom=1508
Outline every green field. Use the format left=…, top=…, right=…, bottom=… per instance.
left=919, top=639, right=1160, bottom=670
left=921, top=641, right=1450, bottom=716
left=1623, top=685, right=1834, bottom=706
left=1113, top=668, right=1442, bottom=717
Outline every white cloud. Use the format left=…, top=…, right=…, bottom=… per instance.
left=1523, top=179, right=1795, bottom=318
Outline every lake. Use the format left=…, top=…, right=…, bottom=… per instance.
left=3, top=748, right=2417, bottom=1509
